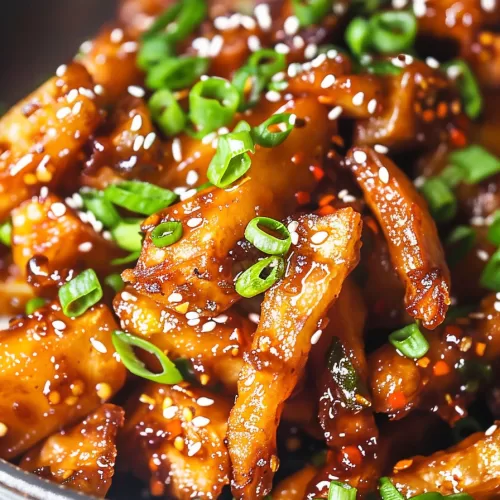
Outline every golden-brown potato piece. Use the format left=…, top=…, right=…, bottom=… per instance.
left=346, top=147, right=451, bottom=329
left=123, top=97, right=331, bottom=314
left=273, top=465, right=318, bottom=500
left=390, top=424, right=500, bottom=499
left=113, top=286, right=254, bottom=391
left=119, top=382, right=232, bottom=499
left=20, top=404, right=124, bottom=498
left=354, top=60, right=462, bottom=151
left=0, top=63, right=102, bottom=219
left=228, top=209, right=362, bottom=498
left=79, top=26, right=143, bottom=106
left=11, top=193, right=122, bottom=279
left=0, top=302, right=126, bottom=459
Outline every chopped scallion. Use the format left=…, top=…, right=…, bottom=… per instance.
left=58, top=269, right=103, bottom=317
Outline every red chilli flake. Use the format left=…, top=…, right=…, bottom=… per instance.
left=388, top=391, right=407, bottom=410
left=295, top=191, right=311, bottom=205
left=309, top=165, right=325, bottom=181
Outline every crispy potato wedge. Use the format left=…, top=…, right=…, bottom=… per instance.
left=11, top=193, right=122, bottom=279
left=20, top=404, right=124, bottom=498
left=346, top=147, right=451, bottom=329
left=0, top=63, right=102, bottom=219
left=119, top=382, right=232, bottom=499
left=390, top=424, right=500, bottom=499
left=123, top=97, right=330, bottom=314
left=228, top=209, right=362, bottom=498
left=113, top=286, right=254, bottom=390
left=0, top=302, right=126, bottom=459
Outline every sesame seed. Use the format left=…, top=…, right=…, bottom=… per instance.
left=352, top=92, right=364, bottom=106
left=486, top=424, right=497, bottom=435
left=56, top=107, right=71, bottom=120
left=321, top=74, right=336, bottom=88
left=202, top=321, right=216, bottom=332
left=477, top=249, right=490, bottom=261
left=266, top=90, right=281, bottom=102
left=131, top=114, right=143, bottom=132
left=52, top=320, right=66, bottom=330
left=209, top=35, right=224, bottom=57
left=50, top=202, right=66, bottom=218
left=186, top=311, right=200, bottom=320
left=284, top=16, right=300, bottom=36
left=78, top=242, right=93, bottom=252
left=188, top=318, right=200, bottom=326
left=180, top=189, right=197, bottom=201
left=56, top=64, right=67, bottom=77
left=367, top=99, right=377, bottom=114
left=133, top=135, right=144, bottom=151
left=254, top=4, right=272, bottom=30
left=192, top=416, right=210, bottom=427
left=287, top=221, right=299, bottom=233
left=188, top=441, right=202, bottom=456
left=144, top=132, right=156, bottom=150
left=121, top=291, right=137, bottom=302
left=293, top=36, right=305, bottom=49
left=90, top=338, right=108, bottom=354
left=240, top=15, right=256, bottom=30
left=168, top=293, right=183, bottom=304
left=353, top=150, right=367, bottom=163
left=311, top=231, right=328, bottom=244
left=328, top=106, right=343, bottom=121
left=311, top=329, right=323, bottom=344
left=213, top=314, right=228, bottom=324
left=275, top=43, right=290, bottom=55
left=374, top=144, right=389, bottom=154
left=378, top=166, right=390, bottom=184
left=291, top=232, right=299, bottom=245
left=128, top=85, right=146, bottom=98
left=425, top=57, right=440, bottom=69
left=311, top=53, right=327, bottom=68
left=247, top=35, right=261, bottom=52
left=172, top=138, right=182, bottom=162
left=110, top=28, right=124, bottom=43
left=94, top=84, right=105, bottom=95
left=187, top=217, right=202, bottom=228
left=163, top=405, right=178, bottom=419
left=304, top=43, right=318, bottom=60
left=197, top=397, right=214, bottom=406
left=248, top=313, right=260, bottom=324
left=481, top=0, right=495, bottom=11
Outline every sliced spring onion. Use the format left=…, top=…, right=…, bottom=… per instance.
left=105, top=181, right=177, bottom=216
left=111, top=220, right=143, bottom=252
left=142, top=0, right=207, bottom=44
left=104, top=273, right=125, bottom=293
left=327, top=337, right=361, bottom=409
left=235, top=256, right=285, bottom=298
left=452, top=416, right=483, bottom=444
left=389, top=322, right=429, bottom=359
left=419, top=177, right=457, bottom=223
left=439, top=163, right=464, bottom=189
left=207, top=130, right=255, bottom=188
left=111, top=251, right=141, bottom=266
left=368, top=10, right=417, bottom=54
left=443, top=59, right=482, bottom=119
left=137, top=36, right=173, bottom=71
left=0, top=220, right=12, bottom=247
left=487, top=210, right=500, bottom=246
left=80, top=188, right=121, bottom=229
left=151, top=221, right=183, bottom=247
left=233, top=49, right=286, bottom=110
left=345, top=17, right=370, bottom=57
left=58, top=269, right=103, bottom=317
left=149, top=89, right=187, bottom=137
left=379, top=477, right=404, bottom=500
left=449, top=145, right=500, bottom=185
left=328, top=481, right=357, bottom=500
left=292, top=0, right=333, bottom=27
left=25, top=297, right=47, bottom=315
left=146, top=56, right=209, bottom=91
left=112, top=330, right=183, bottom=384
left=245, top=217, right=291, bottom=255
left=412, top=494, right=474, bottom=500
left=480, top=247, right=500, bottom=291
left=360, top=58, right=402, bottom=76
left=446, top=226, right=476, bottom=268
left=252, top=113, right=294, bottom=147
left=189, top=78, right=240, bottom=135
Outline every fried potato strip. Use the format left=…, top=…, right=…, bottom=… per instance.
left=0, top=303, right=126, bottom=459
left=119, top=382, right=232, bottom=499
left=113, top=286, right=254, bottom=390
left=390, top=425, right=500, bottom=499
left=20, top=404, right=124, bottom=498
left=123, top=97, right=330, bottom=314
left=228, top=209, right=362, bottom=498
left=0, top=63, right=102, bottom=219
left=346, top=147, right=451, bottom=329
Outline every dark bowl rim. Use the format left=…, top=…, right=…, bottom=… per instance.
left=0, top=459, right=97, bottom=500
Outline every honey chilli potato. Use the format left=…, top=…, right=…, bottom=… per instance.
left=2, top=0, right=500, bottom=498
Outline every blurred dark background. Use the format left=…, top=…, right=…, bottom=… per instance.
left=0, top=0, right=119, bottom=107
